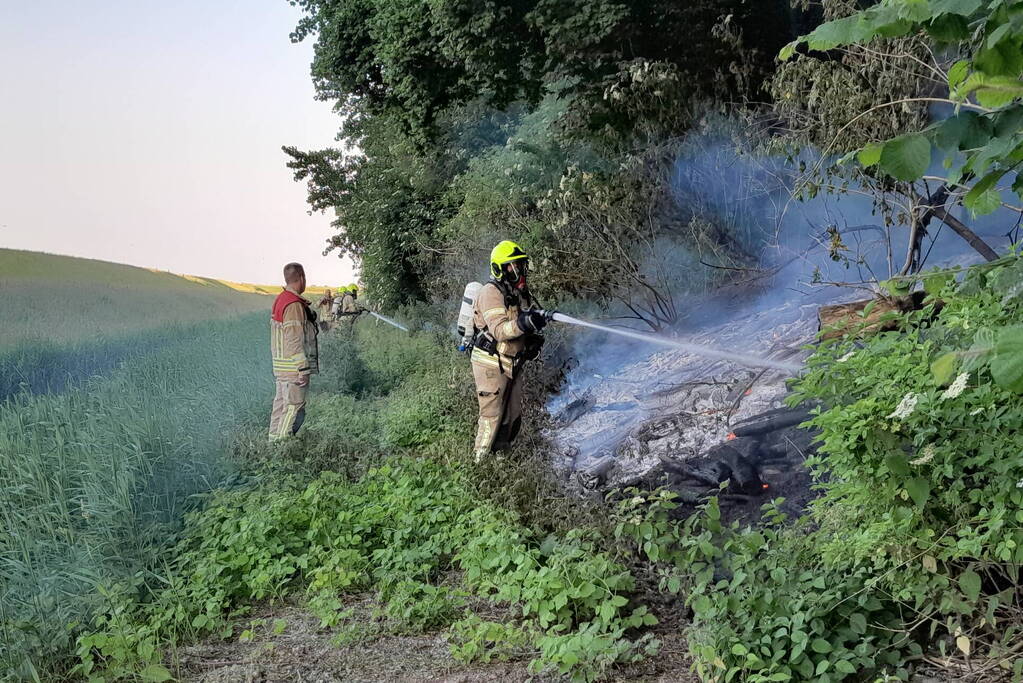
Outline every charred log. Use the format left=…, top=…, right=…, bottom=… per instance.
left=732, top=407, right=813, bottom=437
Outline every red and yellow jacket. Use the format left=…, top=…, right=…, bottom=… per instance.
left=270, top=289, right=319, bottom=380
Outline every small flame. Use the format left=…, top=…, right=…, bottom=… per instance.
left=761, top=483, right=769, bottom=490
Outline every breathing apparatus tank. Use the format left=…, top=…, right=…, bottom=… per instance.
left=457, top=281, right=482, bottom=352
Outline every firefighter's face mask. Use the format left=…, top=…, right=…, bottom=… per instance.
left=505, top=259, right=528, bottom=289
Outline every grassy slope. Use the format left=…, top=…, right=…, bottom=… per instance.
left=0, top=248, right=273, bottom=346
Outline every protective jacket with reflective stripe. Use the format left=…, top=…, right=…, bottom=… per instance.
left=339, top=293, right=359, bottom=315
left=471, top=281, right=534, bottom=377
left=270, top=289, right=319, bottom=379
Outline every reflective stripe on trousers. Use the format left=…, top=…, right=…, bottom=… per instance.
left=471, top=360, right=523, bottom=458
left=268, top=379, right=307, bottom=441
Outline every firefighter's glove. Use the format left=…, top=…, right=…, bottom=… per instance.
left=517, top=309, right=548, bottom=333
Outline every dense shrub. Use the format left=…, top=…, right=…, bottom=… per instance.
left=660, top=256, right=1023, bottom=681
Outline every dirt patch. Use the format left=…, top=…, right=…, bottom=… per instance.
left=173, top=596, right=527, bottom=683
left=172, top=595, right=698, bottom=683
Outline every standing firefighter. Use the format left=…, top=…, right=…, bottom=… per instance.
left=470, top=241, right=549, bottom=462
left=341, top=285, right=360, bottom=317
left=317, top=288, right=334, bottom=332
left=331, top=286, right=346, bottom=320
left=268, top=262, right=319, bottom=441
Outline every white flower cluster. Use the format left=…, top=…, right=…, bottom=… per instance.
left=911, top=444, right=936, bottom=466
left=941, top=372, right=969, bottom=401
left=888, top=392, right=919, bottom=420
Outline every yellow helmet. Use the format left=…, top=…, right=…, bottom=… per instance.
left=490, top=240, right=528, bottom=280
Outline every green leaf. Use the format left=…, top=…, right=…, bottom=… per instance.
left=849, top=612, right=867, bottom=635
left=990, top=326, right=1023, bottom=392
left=993, top=259, right=1023, bottom=301
left=858, top=143, right=883, bottom=167
left=993, top=105, right=1023, bottom=138
left=779, top=41, right=798, bottom=61
left=897, top=0, right=931, bottom=21
left=805, top=15, right=867, bottom=50
left=931, top=0, right=982, bottom=16
left=879, top=278, right=911, bottom=296
left=880, top=134, right=931, bottom=181
left=986, top=22, right=1013, bottom=49
left=835, top=659, right=858, bottom=674
left=139, top=665, right=174, bottom=682
left=932, top=111, right=992, bottom=151
left=959, top=569, right=982, bottom=602
left=811, top=637, right=834, bottom=653
left=795, top=655, right=814, bottom=678
left=732, top=643, right=749, bottom=656
left=964, top=182, right=1003, bottom=216
left=947, top=60, right=970, bottom=91
left=955, top=332, right=989, bottom=376
left=931, top=352, right=958, bottom=386
left=906, top=477, right=931, bottom=508
left=969, top=74, right=1023, bottom=108
left=885, top=454, right=910, bottom=477
left=927, top=13, right=969, bottom=41
left=924, top=271, right=954, bottom=296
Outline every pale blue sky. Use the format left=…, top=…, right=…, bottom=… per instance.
left=0, top=0, right=354, bottom=285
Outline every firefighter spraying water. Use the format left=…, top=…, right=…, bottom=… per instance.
left=456, top=240, right=805, bottom=461
left=461, top=241, right=548, bottom=462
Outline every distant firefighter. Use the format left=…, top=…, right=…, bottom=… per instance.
left=268, top=262, right=319, bottom=441
left=317, top=288, right=333, bottom=332
left=341, top=285, right=360, bottom=317
left=331, top=287, right=345, bottom=320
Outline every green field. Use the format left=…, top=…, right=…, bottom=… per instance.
left=0, top=250, right=279, bottom=677
left=0, top=249, right=274, bottom=347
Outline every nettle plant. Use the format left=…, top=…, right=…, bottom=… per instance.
left=783, top=0, right=1023, bottom=215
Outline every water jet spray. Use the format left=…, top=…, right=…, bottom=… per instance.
left=367, top=311, right=409, bottom=332
left=541, top=310, right=802, bottom=373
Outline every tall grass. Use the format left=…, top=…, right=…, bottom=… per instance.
left=0, top=313, right=274, bottom=678
left=0, top=326, right=186, bottom=401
